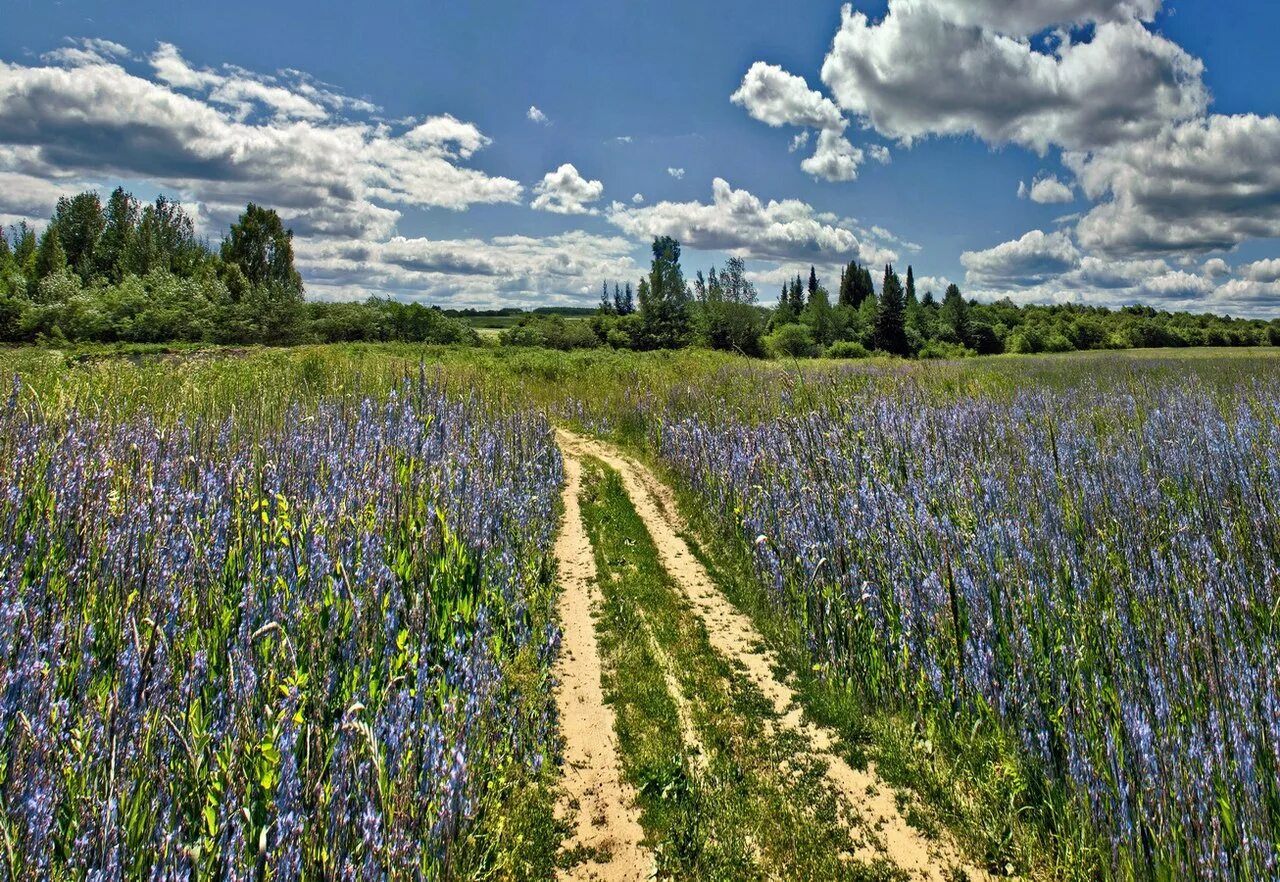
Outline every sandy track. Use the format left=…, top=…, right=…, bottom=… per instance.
left=552, top=454, right=651, bottom=882
left=557, top=429, right=989, bottom=882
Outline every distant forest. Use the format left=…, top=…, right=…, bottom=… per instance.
left=1, top=190, right=1275, bottom=356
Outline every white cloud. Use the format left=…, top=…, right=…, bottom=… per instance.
left=819, top=2, right=1206, bottom=154
left=667, top=167, right=685, bottom=179
left=731, top=61, right=846, bottom=131
left=1202, top=258, right=1232, bottom=279
left=527, top=105, right=548, bottom=124
left=868, top=144, right=891, bottom=164
left=1069, top=114, right=1280, bottom=256
left=42, top=38, right=133, bottom=67
left=1240, top=258, right=1280, bottom=284
left=295, top=230, right=639, bottom=307
left=1020, top=173, right=1074, bottom=204
left=607, top=177, right=896, bottom=265
left=613, top=135, right=633, bottom=144
left=923, top=0, right=1162, bottom=36
left=530, top=163, right=604, bottom=215
left=800, top=129, right=863, bottom=182
left=0, top=48, right=522, bottom=242
left=631, top=193, right=645, bottom=204
left=961, top=229, right=1081, bottom=287
left=731, top=61, right=864, bottom=181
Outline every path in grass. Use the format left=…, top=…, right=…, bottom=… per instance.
left=552, top=453, right=652, bottom=881
left=558, top=429, right=989, bottom=882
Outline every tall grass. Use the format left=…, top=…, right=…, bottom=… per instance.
left=0, top=361, right=562, bottom=879
left=656, top=366, right=1280, bottom=879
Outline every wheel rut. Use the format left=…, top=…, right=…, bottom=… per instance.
left=552, top=453, right=651, bottom=881
left=556, top=429, right=990, bottom=882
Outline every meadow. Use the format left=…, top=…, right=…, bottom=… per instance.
left=0, top=343, right=1277, bottom=880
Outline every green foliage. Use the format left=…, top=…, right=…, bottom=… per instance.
left=875, top=265, right=910, bottom=356
left=500, top=314, right=601, bottom=350
left=825, top=340, right=870, bottom=359
left=637, top=236, right=692, bottom=350
left=765, top=322, right=820, bottom=358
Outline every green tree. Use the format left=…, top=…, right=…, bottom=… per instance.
left=802, top=284, right=835, bottom=347
left=874, top=264, right=909, bottom=355
left=130, top=196, right=203, bottom=276
left=34, top=224, right=68, bottom=281
left=221, top=203, right=303, bottom=293
left=939, top=283, right=970, bottom=344
left=52, top=191, right=106, bottom=282
left=11, top=222, right=37, bottom=277
left=97, top=187, right=139, bottom=281
left=637, top=235, right=690, bottom=349
left=774, top=285, right=798, bottom=326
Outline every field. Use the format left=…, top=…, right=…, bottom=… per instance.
left=0, top=344, right=1277, bottom=880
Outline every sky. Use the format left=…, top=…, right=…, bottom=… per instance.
left=2, top=0, right=1280, bottom=315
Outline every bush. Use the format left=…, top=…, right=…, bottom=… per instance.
left=825, top=340, right=870, bottom=359
left=917, top=340, right=973, bottom=360
left=764, top=323, right=819, bottom=358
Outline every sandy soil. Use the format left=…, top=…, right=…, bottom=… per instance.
left=557, top=429, right=990, bottom=882
left=552, top=453, right=652, bottom=882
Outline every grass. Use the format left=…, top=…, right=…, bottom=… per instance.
left=659, top=464, right=1084, bottom=880
left=577, top=459, right=909, bottom=881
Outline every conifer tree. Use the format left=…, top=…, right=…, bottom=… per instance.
left=808, top=266, right=819, bottom=301
left=34, top=224, right=68, bottom=280
left=940, top=282, right=970, bottom=345
left=875, top=264, right=909, bottom=355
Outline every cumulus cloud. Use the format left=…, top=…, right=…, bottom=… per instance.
left=800, top=129, right=863, bottom=183
left=1019, top=173, right=1074, bottom=204
left=961, top=229, right=1081, bottom=287
left=607, top=177, right=896, bottom=265
left=530, top=163, right=604, bottom=215
left=731, top=61, right=845, bottom=131
left=923, top=0, right=1162, bottom=36
left=1069, top=114, right=1280, bottom=256
left=960, top=229, right=1250, bottom=310
left=868, top=144, right=892, bottom=164
left=731, top=61, right=863, bottom=181
left=819, top=2, right=1206, bottom=153
left=42, top=38, right=133, bottom=68
left=527, top=105, right=548, bottom=124
left=667, top=167, right=685, bottom=179
left=631, top=193, right=645, bottom=204
left=0, top=47, right=521, bottom=241
left=1240, top=258, right=1280, bottom=284
left=295, top=230, right=639, bottom=307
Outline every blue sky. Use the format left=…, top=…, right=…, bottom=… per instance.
left=2, top=0, right=1280, bottom=314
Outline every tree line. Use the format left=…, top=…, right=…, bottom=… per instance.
left=501, top=237, right=1280, bottom=357
left=2, top=188, right=1273, bottom=354
left=0, top=189, right=476, bottom=346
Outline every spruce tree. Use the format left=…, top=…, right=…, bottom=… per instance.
left=600, top=281, right=614, bottom=313
left=940, top=283, right=970, bottom=345
left=808, top=266, right=819, bottom=301
left=788, top=275, right=805, bottom=313
left=34, top=224, right=68, bottom=279
left=874, top=264, right=908, bottom=355
left=905, top=265, right=917, bottom=307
